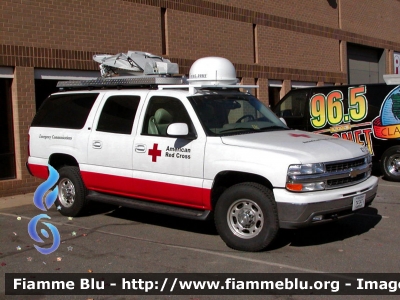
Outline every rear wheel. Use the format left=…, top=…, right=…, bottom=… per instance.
left=55, top=166, right=88, bottom=216
left=214, top=183, right=279, bottom=251
left=381, top=146, right=400, bottom=182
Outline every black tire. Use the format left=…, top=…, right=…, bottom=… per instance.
left=214, top=183, right=279, bottom=252
left=55, top=166, right=88, bottom=217
left=380, top=146, right=400, bottom=182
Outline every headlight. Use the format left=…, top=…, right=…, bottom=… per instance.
left=287, top=163, right=324, bottom=175
left=286, top=181, right=325, bottom=192
left=286, top=163, right=325, bottom=192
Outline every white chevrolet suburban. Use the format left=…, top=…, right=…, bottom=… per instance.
left=27, top=53, right=378, bottom=251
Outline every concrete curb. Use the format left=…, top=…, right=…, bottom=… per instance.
left=0, top=193, right=34, bottom=209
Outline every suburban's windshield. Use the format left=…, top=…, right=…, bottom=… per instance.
left=188, top=92, right=288, bottom=136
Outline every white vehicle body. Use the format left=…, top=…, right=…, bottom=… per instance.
left=27, top=54, right=378, bottom=251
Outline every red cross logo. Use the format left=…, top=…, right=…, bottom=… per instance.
left=289, top=133, right=311, bottom=138
left=148, top=143, right=162, bottom=162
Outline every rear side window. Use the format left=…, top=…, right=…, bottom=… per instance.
left=31, top=93, right=99, bottom=129
left=96, top=95, right=140, bottom=134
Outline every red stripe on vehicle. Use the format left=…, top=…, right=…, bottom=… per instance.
left=27, top=163, right=49, bottom=180
left=80, top=171, right=211, bottom=210
left=27, top=164, right=211, bottom=209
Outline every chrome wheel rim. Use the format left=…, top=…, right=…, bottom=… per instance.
left=386, top=154, right=400, bottom=177
left=58, top=178, right=75, bottom=208
left=227, top=199, right=263, bottom=239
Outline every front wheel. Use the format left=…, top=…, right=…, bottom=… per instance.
left=214, top=183, right=279, bottom=252
left=55, top=166, right=88, bottom=217
left=381, top=146, right=400, bottom=182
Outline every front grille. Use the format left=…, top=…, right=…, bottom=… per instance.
left=287, top=155, right=371, bottom=191
left=327, top=173, right=367, bottom=188
left=325, top=158, right=365, bottom=173
left=324, top=156, right=370, bottom=189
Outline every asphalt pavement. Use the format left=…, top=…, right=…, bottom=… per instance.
left=0, top=176, right=399, bottom=300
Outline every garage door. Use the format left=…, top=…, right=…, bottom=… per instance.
left=347, top=43, right=385, bottom=84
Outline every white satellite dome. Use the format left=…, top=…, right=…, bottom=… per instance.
left=188, top=57, right=238, bottom=85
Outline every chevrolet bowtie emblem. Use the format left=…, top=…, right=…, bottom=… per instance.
left=349, top=168, right=363, bottom=178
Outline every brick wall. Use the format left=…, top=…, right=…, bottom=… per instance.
left=340, top=0, right=400, bottom=45
left=0, top=0, right=161, bottom=53
left=257, top=78, right=269, bottom=107
left=2, top=0, right=398, bottom=80
left=257, top=26, right=341, bottom=73
left=211, top=0, right=340, bottom=28
left=167, top=10, right=254, bottom=64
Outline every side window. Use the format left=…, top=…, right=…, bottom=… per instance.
left=275, top=90, right=309, bottom=118
left=142, top=96, right=194, bottom=137
left=96, top=95, right=140, bottom=134
left=31, top=93, right=99, bottom=129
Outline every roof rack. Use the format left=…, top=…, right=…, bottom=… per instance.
left=56, top=77, right=258, bottom=94
left=159, top=84, right=258, bottom=94
left=57, top=75, right=186, bottom=90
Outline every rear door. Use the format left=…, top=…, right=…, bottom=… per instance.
left=84, top=92, right=144, bottom=194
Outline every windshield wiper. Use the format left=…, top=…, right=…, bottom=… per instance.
left=219, top=127, right=259, bottom=134
left=259, top=125, right=289, bottom=131
left=220, top=125, right=289, bottom=134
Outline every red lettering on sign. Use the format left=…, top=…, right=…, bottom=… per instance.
left=148, top=143, right=162, bottom=162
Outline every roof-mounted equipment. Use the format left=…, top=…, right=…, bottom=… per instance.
left=93, top=51, right=179, bottom=77
left=179, top=56, right=257, bottom=94
left=188, top=56, right=238, bottom=85
left=57, top=54, right=258, bottom=93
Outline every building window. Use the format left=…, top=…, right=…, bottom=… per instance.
left=268, top=80, right=283, bottom=107
left=268, top=86, right=281, bottom=107
left=34, top=79, right=60, bottom=110
left=0, top=79, right=16, bottom=180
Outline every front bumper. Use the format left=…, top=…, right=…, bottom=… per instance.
left=274, top=176, right=378, bottom=229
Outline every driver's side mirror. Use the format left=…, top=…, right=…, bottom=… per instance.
left=167, top=123, right=196, bottom=140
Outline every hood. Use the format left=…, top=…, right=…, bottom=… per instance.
left=220, top=130, right=368, bottom=163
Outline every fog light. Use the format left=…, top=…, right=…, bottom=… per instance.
left=312, top=215, right=323, bottom=221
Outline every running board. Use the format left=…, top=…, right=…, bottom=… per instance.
left=86, top=191, right=211, bottom=221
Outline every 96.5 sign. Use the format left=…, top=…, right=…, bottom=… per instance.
left=310, top=86, right=367, bottom=128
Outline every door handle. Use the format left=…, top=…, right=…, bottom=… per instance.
left=92, top=140, right=102, bottom=149
left=135, top=144, right=146, bottom=153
